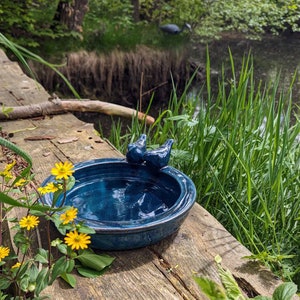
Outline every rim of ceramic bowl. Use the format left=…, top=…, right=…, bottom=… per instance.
left=40, top=158, right=196, bottom=233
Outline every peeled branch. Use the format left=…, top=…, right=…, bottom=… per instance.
left=0, top=98, right=155, bottom=125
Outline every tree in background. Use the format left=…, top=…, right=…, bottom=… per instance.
left=132, top=0, right=140, bottom=22
left=52, top=0, right=89, bottom=32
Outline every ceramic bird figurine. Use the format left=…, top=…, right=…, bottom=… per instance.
left=143, top=139, right=174, bottom=169
left=126, top=134, right=147, bottom=164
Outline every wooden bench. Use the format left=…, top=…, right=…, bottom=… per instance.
left=0, top=49, right=284, bottom=299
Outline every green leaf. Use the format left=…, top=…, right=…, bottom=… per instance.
left=56, top=243, right=68, bottom=255
left=29, top=209, right=47, bottom=216
left=0, top=290, right=8, bottom=300
left=13, top=231, right=30, bottom=254
left=66, top=259, right=75, bottom=273
left=217, top=264, right=245, bottom=300
left=77, top=225, right=96, bottom=234
left=0, top=192, right=28, bottom=207
left=60, top=273, right=76, bottom=288
left=52, top=189, right=64, bottom=207
left=76, top=252, right=114, bottom=272
left=66, top=176, right=76, bottom=191
left=50, top=214, right=68, bottom=235
left=252, top=296, right=271, bottom=300
left=28, top=263, right=39, bottom=282
left=0, top=192, right=62, bottom=212
left=20, top=274, right=30, bottom=292
left=17, top=260, right=32, bottom=279
left=77, top=266, right=107, bottom=278
left=35, top=248, right=49, bottom=264
left=272, top=282, right=297, bottom=300
left=0, top=275, right=11, bottom=290
left=34, top=268, right=50, bottom=296
left=1, top=105, right=13, bottom=117
left=193, top=276, right=227, bottom=300
left=50, top=256, right=68, bottom=284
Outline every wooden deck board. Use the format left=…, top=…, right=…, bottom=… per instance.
left=0, top=48, right=294, bottom=299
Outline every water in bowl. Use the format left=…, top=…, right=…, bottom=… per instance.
left=63, top=177, right=178, bottom=223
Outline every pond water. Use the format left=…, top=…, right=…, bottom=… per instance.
left=193, top=33, right=300, bottom=103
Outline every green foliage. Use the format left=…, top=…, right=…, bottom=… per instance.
left=86, top=0, right=134, bottom=31
left=194, top=256, right=298, bottom=300
left=271, top=282, right=298, bottom=300
left=197, top=0, right=300, bottom=39
left=193, top=276, right=227, bottom=300
left=76, top=250, right=115, bottom=272
left=139, top=0, right=300, bottom=40
left=0, top=0, right=59, bottom=46
left=83, top=0, right=142, bottom=51
left=106, top=51, right=300, bottom=285
left=140, top=0, right=206, bottom=24
left=216, top=256, right=246, bottom=299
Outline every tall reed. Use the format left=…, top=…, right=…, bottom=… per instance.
left=106, top=50, right=300, bottom=283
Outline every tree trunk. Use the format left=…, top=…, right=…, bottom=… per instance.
left=131, top=0, right=140, bottom=22
left=52, top=0, right=89, bottom=32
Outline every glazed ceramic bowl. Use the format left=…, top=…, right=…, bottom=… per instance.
left=41, top=158, right=196, bottom=250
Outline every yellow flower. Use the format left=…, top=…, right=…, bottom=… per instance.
left=15, top=178, right=27, bottom=187
left=11, top=262, right=21, bottom=269
left=45, top=182, right=60, bottom=192
left=0, top=170, right=13, bottom=179
left=0, top=246, right=10, bottom=261
left=4, top=161, right=16, bottom=172
left=0, top=161, right=16, bottom=179
left=51, top=161, right=74, bottom=180
left=38, top=182, right=61, bottom=195
left=60, top=207, right=78, bottom=225
left=19, top=215, right=40, bottom=230
left=37, top=186, right=48, bottom=195
left=64, top=231, right=91, bottom=250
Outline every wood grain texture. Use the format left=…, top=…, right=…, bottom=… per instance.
left=0, top=48, right=296, bottom=300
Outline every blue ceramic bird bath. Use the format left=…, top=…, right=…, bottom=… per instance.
left=41, top=148, right=196, bottom=250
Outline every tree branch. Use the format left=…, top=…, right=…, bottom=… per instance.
left=1, top=99, right=155, bottom=125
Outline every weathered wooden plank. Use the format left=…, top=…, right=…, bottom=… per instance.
left=150, top=205, right=282, bottom=298
left=0, top=52, right=51, bottom=107
left=45, top=248, right=189, bottom=300
left=1, top=116, right=122, bottom=181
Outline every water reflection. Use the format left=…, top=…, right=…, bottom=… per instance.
left=65, top=177, right=175, bottom=222
left=193, top=33, right=300, bottom=103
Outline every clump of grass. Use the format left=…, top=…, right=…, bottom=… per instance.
left=105, top=50, right=300, bottom=284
